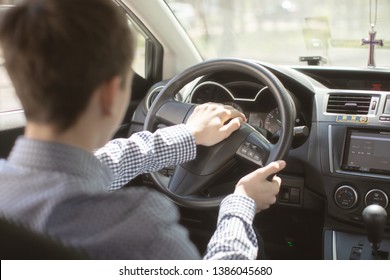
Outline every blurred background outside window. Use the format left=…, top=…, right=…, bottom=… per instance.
left=166, top=0, right=390, bottom=67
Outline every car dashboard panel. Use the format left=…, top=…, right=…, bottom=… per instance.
left=134, top=63, right=390, bottom=259
left=308, top=68, right=390, bottom=221
left=297, top=66, right=390, bottom=259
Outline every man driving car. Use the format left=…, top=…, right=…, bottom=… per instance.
left=0, top=0, right=285, bottom=259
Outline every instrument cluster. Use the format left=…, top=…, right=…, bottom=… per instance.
left=190, top=80, right=307, bottom=140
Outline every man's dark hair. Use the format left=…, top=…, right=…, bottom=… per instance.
left=0, top=0, right=134, bottom=131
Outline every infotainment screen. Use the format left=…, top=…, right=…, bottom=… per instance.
left=341, top=129, right=390, bottom=175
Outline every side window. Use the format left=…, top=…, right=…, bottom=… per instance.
left=0, top=3, right=149, bottom=114
left=0, top=59, right=22, bottom=113
left=0, top=1, right=22, bottom=113
left=128, top=18, right=147, bottom=79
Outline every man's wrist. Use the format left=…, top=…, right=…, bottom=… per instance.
left=184, top=124, right=199, bottom=145
left=219, top=194, right=256, bottom=223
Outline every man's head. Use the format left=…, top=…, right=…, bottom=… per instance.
left=0, top=0, right=134, bottom=132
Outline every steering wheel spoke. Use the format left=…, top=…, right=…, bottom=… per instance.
left=168, top=165, right=215, bottom=196
left=155, top=100, right=195, bottom=127
left=235, top=126, right=272, bottom=168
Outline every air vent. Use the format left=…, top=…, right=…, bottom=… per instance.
left=326, top=94, right=372, bottom=114
left=146, top=86, right=164, bottom=110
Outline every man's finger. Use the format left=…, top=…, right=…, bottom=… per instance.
left=219, top=117, right=242, bottom=137
left=273, top=175, right=282, bottom=185
left=228, top=109, right=247, bottom=122
left=258, top=160, right=286, bottom=177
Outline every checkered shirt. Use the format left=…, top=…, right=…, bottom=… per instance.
left=0, top=124, right=258, bottom=259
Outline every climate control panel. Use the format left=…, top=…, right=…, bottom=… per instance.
left=334, top=185, right=389, bottom=210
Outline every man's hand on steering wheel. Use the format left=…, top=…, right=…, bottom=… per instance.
left=234, top=160, right=286, bottom=213
left=186, top=103, right=247, bottom=146
left=185, top=102, right=285, bottom=212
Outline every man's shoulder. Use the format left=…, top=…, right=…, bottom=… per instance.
left=45, top=186, right=183, bottom=258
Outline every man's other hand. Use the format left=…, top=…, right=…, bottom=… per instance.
left=234, top=160, right=286, bottom=213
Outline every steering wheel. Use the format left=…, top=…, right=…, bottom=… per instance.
left=144, top=58, right=295, bottom=208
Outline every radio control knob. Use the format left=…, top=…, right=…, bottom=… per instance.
left=365, top=189, right=388, bottom=209
left=334, top=185, right=358, bottom=209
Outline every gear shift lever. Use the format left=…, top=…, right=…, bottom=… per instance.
left=362, top=204, right=387, bottom=255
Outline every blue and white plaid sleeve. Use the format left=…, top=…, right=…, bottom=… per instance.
left=95, top=124, right=196, bottom=190
left=204, top=194, right=258, bottom=260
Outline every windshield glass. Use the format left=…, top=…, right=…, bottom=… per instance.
left=165, top=0, right=390, bottom=68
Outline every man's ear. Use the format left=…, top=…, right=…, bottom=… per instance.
left=99, top=76, right=121, bottom=116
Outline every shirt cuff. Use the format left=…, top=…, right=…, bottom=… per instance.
left=218, top=194, right=256, bottom=224
left=161, top=124, right=197, bottom=162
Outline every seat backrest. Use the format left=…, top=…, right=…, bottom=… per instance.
left=0, top=217, right=86, bottom=259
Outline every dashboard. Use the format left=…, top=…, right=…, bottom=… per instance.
left=134, top=62, right=390, bottom=259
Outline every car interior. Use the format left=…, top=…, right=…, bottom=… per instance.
left=1, top=0, right=390, bottom=260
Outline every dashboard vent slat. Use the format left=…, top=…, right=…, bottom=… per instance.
left=326, top=94, right=372, bottom=114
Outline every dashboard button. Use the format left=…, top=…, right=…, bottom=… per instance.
left=379, top=116, right=390, bottom=121
left=365, top=189, right=388, bottom=208
left=253, top=153, right=261, bottom=161
left=290, top=188, right=300, bottom=204
left=240, top=146, right=249, bottom=155
left=334, top=185, right=358, bottom=209
left=371, top=100, right=377, bottom=110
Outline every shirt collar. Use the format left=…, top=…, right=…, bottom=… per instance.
left=8, top=137, right=113, bottom=192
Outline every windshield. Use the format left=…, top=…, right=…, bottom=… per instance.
left=165, top=0, right=390, bottom=68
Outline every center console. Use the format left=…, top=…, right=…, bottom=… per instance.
left=322, top=125, right=390, bottom=259
left=324, top=230, right=390, bottom=260
left=318, top=90, right=390, bottom=259
left=322, top=124, right=390, bottom=224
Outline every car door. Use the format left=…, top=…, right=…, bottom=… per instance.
left=112, top=6, right=164, bottom=138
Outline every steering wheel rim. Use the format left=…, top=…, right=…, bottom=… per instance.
left=144, top=58, right=295, bottom=209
